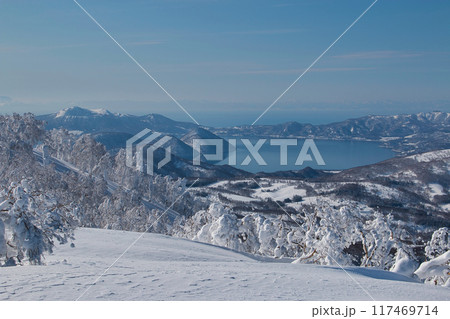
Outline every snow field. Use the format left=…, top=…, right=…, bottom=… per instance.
left=1, top=228, right=449, bottom=301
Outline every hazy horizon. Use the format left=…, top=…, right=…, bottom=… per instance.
left=2, top=101, right=447, bottom=128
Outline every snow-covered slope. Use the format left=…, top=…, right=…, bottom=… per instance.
left=1, top=228, right=448, bottom=301
left=408, top=149, right=450, bottom=163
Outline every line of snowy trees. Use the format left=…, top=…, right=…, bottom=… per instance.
left=172, top=203, right=406, bottom=267
left=46, top=128, right=204, bottom=217
left=173, top=202, right=449, bottom=286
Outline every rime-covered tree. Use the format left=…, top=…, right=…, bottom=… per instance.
left=0, top=180, right=76, bottom=265
left=0, top=113, right=45, bottom=184
left=425, top=227, right=449, bottom=259
left=415, top=228, right=450, bottom=286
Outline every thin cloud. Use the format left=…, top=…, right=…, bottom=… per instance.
left=234, top=67, right=375, bottom=75
left=333, top=50, right=424, bottom=60
left=0, top=96, right=12, bottom=107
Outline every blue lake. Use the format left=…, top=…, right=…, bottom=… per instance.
left=218, top=138, right=395, bottom=173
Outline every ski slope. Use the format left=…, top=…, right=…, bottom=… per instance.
left=1, top=228, right=449, bottom=301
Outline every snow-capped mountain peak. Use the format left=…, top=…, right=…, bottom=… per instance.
left=55, top=106, right=114, bottom=118
left=39, top=106, right=198, bottom=136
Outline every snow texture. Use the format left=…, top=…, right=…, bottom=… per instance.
left=1, top=228, right=449, bottom=301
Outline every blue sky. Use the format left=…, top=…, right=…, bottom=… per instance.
left=1, top=0, right=449, bottom=126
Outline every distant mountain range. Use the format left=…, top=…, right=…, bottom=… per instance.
left=38, top=106, right=197, bottom=136
left=37, top=107, right=450, bottom=156
left=214, top=112, right=449, bottom=139
left=211, top=111, right=450, bottom=156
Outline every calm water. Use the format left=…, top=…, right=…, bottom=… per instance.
left=218, top=138, right=395, bottom=173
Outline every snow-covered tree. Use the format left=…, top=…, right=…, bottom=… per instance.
left=0, top=114, right=45, bottom=184
left=71, top=134, right=107, bottom=174
left=293, top=205, right=361, bottom=266
left=415, top=251, right=450, bottom=287
left=415, top=228, right=450, bottom=286
left=46, top=129, right=77, bottom=163
left=359, top=212, right=397, bottom=269
left=178, top=203, right=303, bottom=258
left=390, top=247, right=418, bottom=277
left=425, top=227, right=449, bottom=259
left=0, top=180, right=76, bottom=265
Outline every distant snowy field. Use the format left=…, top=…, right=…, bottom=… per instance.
left=1, top=228, right=449, bottom=301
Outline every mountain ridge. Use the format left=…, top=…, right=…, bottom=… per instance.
left=38, top=107, right=450, bottom=156
left=38, top=106, right=198, bottom=136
